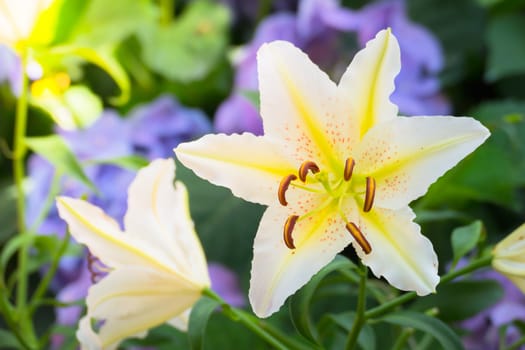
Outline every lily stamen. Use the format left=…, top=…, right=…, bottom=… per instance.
left=87, top=250, right=105, bottom=283
left=283, top=215, right=299, bottom=249
left=278, top=174, right=297, bottom=206
left=363, top=176, right=376, bottom=212
left=298, top=161, right=320, bottom=182
left=343, top=157, right=355, bottom=181
left=345, top=222, right=372, bottom=254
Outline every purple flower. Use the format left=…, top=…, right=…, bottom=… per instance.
left=214, top=94, right=263, bottom=135
left=0, top=45, right=22, bottom=95
left=129, top=95, right=212, bottom=159
left=354, top=0, right=450, bottom=116
left=461, top=269, right=525, bottom=350
left=214, top=0, right=449, bottom=135
left=209, top=263, right=245, bottom=307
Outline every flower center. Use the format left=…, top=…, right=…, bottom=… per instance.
left=277, top=159, right=375, bottom=254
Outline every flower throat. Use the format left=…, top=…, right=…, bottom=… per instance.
left=277, top=159, right=376, bottom=254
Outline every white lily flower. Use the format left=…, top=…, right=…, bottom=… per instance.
left=56, top=159, right=210, bottom=349
left=493, top=223, right=525, bottom=293
left=0, top=0, right=56, bottom=49
left=175, top=29, right=490, bottom=318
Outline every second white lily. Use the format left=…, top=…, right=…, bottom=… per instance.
left=56, top=159, right=210, bottom=349
left=175, top=29, right=490, bottom=318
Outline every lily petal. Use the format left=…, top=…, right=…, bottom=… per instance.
left=124, top=159, right=209, bottom=286
left=354, top=116, right=490, bottom=209
left=257, top=40, right=347, bottom=171
left=176, top=133, right=295, bottom=206
left=338, top=28, right=400, bottom=140
left=249, top=202, right=357, bottom=317
left=56, top=196, right=158, bottom=270
left=82, top=267, right=200, bottom=349
left=358, top=207, right=439, bottom=295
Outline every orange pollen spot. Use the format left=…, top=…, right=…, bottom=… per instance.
left=283, top=215, right=299, bottom=249
left=278, top=174, right=297, bottom=206
left=345, top=222, right=372, bottom=254
left=363, top=177, right=376, bottom=212
left=344, top=157, right=355, bottom=181
left=298, top=161, right=320, bottom=182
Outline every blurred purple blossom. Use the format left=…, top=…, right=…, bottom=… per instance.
left=461, top=269, right=525, bottom=350
left=355, top=0, right=450, bottom=116
left=129, top=95, right=212, bottom=159
left=0, top=45, right=22, bottom=95
left=209, top=263, right=245, bottom=307
left=214, top=0, right=449, bottom=135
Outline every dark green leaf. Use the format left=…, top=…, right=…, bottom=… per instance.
left=411, top=279, right=504, bottom=322
left=486, top=14, right=525, bottom=81
left=289, top=256, right=356, bottom=344
left=421, top=100, right=525, bottom=211
left=380, top=311, right=463, bottom=350
left=188, top=296, right=220, bottom=350
left=0, top=328, right=20, bottom=349
left=451, top=221, right=483, bottom=266
left=1, top=234, right=35, bottom=274
left=25, top=135, right=95, bottom=191
left=138, top=1, right=230, bottom=82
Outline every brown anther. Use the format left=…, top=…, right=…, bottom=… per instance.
left=278, top=174, right=297, bottom=206
left=343, top=157, right=355, bottom=181
left=363, top=176, right=376, bottom=212
left=345, top=222, right=372, bottom=254
left=298, top=161, right=320, bottom=182
left=284, top=215, right=299, bottom=249
left=87, top=250, right=102, bottom=283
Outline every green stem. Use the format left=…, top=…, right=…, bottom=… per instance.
left=203, top=289, right=290, bottom=350
left=344, top=264, right=368, bottom=350
left=29, top=232, right=71, bottom=315
left=13, top=51, right=30, bottom=311
left=392, top=328, right=414, bottom=350
left=0, top=284, right=34, bottom=349
left=365, top=254, right=493, bottom=320
left=160, top=0, right=175, bottom=25
left=10, top=50, right=38, bottom=350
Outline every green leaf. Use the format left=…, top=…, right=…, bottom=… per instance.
left=380, top=311, right=463, bottom=350
left=421, top=100, right=525, bottom=211
left=93, top=155, right=149, bottom=171
left=138, top=1, right=230, bottom=82
left=25, top=135, right=95, bottom=191
left=188, top=296, right=220, bottom=350
left=1, top=234, right=34, bottom=275
left=63, top=86, right=103, bottom=128
left=289, top=256, right=356, bottom=344
left=486, top=14, right=525, bottom=81
left=451, top=221, right=484, bottom=266
left=0, top=328, right=21, bottom=349
left=411, top=280, right=503, bottom=322
left=49, top=45, right=131, bottom=105
left=70, top=0, right=155, bottom=46
left=0, top=183, right=17, bottom=243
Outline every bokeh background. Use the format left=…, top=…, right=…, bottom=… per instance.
left=1, top=0, right=525, bottom=348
